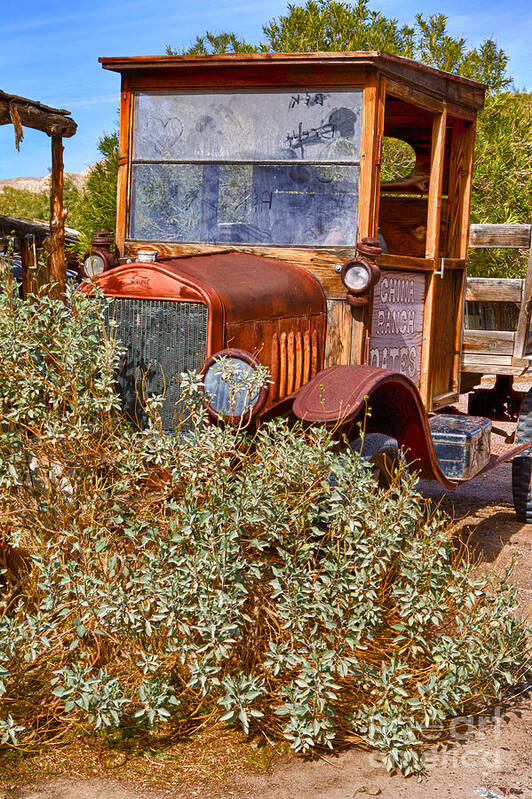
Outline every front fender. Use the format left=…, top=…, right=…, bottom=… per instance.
left=292, top=364, right=456, bottom=489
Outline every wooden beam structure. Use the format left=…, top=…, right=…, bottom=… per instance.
left=462, top=224, right=532, bottom=380
left=419, top=107, right=447, bottom=406
left=0, top=90, right=77, bottom=297
left=469, top=224, right=532, bottom=249
left=49, top=135, right=67, bottom=297
left=0, top=90, right=77, bottom=142
left=0, top=214, right=79, bottom=244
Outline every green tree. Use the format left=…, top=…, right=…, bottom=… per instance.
left=170, top=0, right=510, bottom=93
left=468, top=91, right=532, bottom=278
left=170, top=0, right=532, bottom=277
left=72, top=131, right=118, bottom=256
left=0, top=186, right=50, bottom=221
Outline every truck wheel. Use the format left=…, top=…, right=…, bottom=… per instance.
left=512, top=388, right=532, bottom=522
left=349, top=433, right=402, bottom=489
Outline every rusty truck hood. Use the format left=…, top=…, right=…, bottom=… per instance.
left=87, top=250, right=325, bottom=324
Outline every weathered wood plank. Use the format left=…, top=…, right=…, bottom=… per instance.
left=325, top=299, right=352, bottom=367
left=425, top=110, right=447, bottom=261
left=350, top=305, right=367, bottom=365
left=370, top=76, right=386, bottom=235
left=20, top=234, right=37, bottom=299
left=116, top=83, right=132, bottom=254
left=431, top=267, right=464, bottom=401
left=385, top=77, right=477, bottom=121
left=468, top=224, right=531, bottom=249
left=420, top=107, right=447, bottom=408
left=125, top=240, right=353, bottom=299
left=433, top=390, right=460, bottom=408
left=357, top=73, right=380, bottom=240
left=121, top=62, right=369, bottom=92
left=451, top=266, right=467, bottom=396
left=376, top=253, right=435, bottom=271
left=463, top=353, right=515, bottom=365
left=462, top=329, right=515, bottom=355
left=105, top=52, right=486, bottom=112
left=48, top=134, right=66, bottom=298
left=462, top=356, right=524, bottom=376
left=385, top=77, right=443, bottom=114
left=378, top=196, right=447, bottom=259
left=465, top=278, right=523, bottom=303
left=457, top=120, right=476, bottom=260
left=0, top=214, right=78, bottom=245
left=514, top=244, right=532, bottom=358
left=446, top=119, right=476, bottom=259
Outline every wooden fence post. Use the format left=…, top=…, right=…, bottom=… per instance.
left=20, top=233, right=37, bottom=298
left=49, top=134, right=66, bottom=298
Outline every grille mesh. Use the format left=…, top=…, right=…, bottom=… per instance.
left=107, top=298, right=208, bottom=431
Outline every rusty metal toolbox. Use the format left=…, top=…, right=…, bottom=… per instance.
left=429, top=414, right=492, bottom=480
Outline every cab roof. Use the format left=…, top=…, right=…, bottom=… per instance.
left=99, top=50, right=486, bottom=112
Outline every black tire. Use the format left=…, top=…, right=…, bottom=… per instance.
left=512, top=388, right=532, bottom=521
left=349, top=433, right=402, bottom=489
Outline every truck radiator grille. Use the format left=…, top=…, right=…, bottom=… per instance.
left=271, top=329, right=319, bottom=400
left=106, top=298, right=208, bottom=431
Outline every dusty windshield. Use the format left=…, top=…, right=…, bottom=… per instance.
left=129, top=89, right=363, bottom=247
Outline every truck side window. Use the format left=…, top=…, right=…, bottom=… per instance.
left=129, top=89, right=363, bottom=247
left=378, top=97, right=435, bottom=258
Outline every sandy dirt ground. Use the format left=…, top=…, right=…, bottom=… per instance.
left=3, top=408, right=531, bottom=799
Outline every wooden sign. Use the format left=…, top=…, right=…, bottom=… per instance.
left=369, top=270, right=426, bottom=386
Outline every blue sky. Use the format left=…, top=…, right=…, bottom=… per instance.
left=1, top=0, right=530, bottom=180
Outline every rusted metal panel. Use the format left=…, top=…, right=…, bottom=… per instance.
left=158, top=251, right=326, bottom=325
left=268, top=325, right=322, bottom=401
left=225, top=315, right=324, bottom=407
left=81, top=260, right=225, bottom=357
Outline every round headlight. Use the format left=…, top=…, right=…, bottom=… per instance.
left=340, top=257, right=380, bottom=296
left=83, top=254, right=105, bottom=277
left=202, top=349, right=269, bottom=424
left=342, top=261, right=371, bottom=292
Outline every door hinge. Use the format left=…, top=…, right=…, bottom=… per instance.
left=376, top=134, right=383, bottom=166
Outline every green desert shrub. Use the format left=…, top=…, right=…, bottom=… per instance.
left=0, top=180, right=82, bottom=229
left=0, top=186, right=50, bottom=222
left=0, top=271, right=528, bottom=774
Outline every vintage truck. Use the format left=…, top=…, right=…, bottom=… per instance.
left=81, top=50, right=532, bottom=519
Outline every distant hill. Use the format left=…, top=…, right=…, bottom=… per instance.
left=0, top=167, right=91, bottom=194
